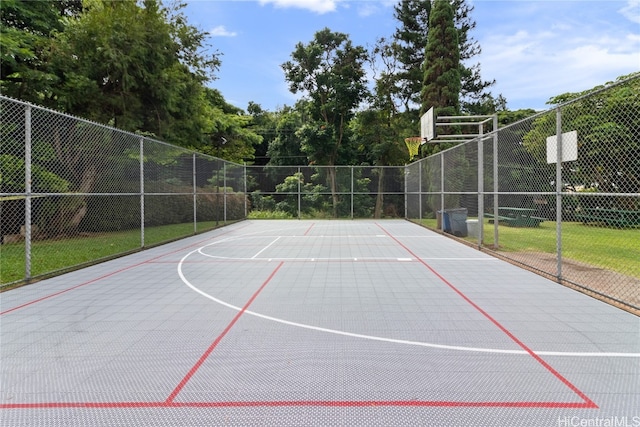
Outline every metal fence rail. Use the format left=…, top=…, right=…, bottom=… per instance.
left=406, top=75, right=640, bottom=313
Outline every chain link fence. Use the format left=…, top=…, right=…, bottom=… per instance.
left=407, top=75, right=639, bottom=314
left=245, top=165, right=406, bottom=219
left=3, top=75, right=638, bottom=313
left=1, top=96, right=245, bottom=287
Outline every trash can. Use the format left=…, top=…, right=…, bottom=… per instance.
left=436, top=210, right=444, bottom=230
left=466, top=219, right=478, bottom=238
left=445, top=208, right=468, bottom=237
left=440, top=210, right=451, bottom=233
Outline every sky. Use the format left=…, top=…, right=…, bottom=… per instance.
left=182, top=0, right=640, bottom=112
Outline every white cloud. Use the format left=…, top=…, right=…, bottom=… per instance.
left=619, top=0, right=640, bottom=24
left=209, top=25, right=237, bottom=37
left=477, top=23, right=640, bottom=109
left=258, top=0, right=339, bottom=14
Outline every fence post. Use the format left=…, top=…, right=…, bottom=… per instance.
left=193, top=153, right=197, bottom=234
left=555, top=107, right=563, bottom=280
left=492, top=116, right=498, bottom=248
left=223, top=162, right=227, bottom=223
left=440, top=153, right=445, bottom=225
left=244, top=163, right=248, bottom=218
left=140, top=137, right=145, bottom=248
left=297, top=166, right=301, bottom=219
left=351, top=167, right=354, bottom=220
left=24, top=105, right=32, bottom=282
left=418, top=162, right=422, bottom=221
left=404, top=166, right=407, bottom=219
left=477, top=125, right=484, bottom=249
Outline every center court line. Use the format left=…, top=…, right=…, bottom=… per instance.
left=177, top=242, right=640, bottom=359
left=251, top=236, right=281, bottom=259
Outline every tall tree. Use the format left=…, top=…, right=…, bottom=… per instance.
left=392, top=0, right=497, bottom=115
left=452, top=0, right=497, bottom=114
left=421, top=0, right=460, bottom=116
left=392, top=0, right=431, bottom=112
left=282, top=28, right=369, bottom=216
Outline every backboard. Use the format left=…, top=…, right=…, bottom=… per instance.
left=420, top=107, right=435, bottom=143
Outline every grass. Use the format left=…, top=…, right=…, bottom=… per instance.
left=418, top=218, right=639, bottom=279
left=1, top=221, right=221, bottom=287
left=3, top=217, right=638, bottom=287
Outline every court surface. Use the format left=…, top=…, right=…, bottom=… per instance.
left=1, top=219, right=638, bottom=426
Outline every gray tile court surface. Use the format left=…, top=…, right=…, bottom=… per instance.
left=1, top=219, right=638, bottom=426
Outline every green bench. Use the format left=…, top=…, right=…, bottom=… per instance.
left=575, top=208, right=640, bottom=228
left=484, top=208, right=545, bottom=228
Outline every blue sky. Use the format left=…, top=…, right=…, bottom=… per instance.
left=183, top=0, right=640, bottom=112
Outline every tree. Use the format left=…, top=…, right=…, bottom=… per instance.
left=392, top=0, right=431, bottom=111
left=267, top=105, right=308, bottom=166
left=523, top=73, right=639, bottom=209
left=0, top=0, right=82, bottom=104
left=452, top=0, right=497, bottom=114
left=392, top=0, right=498, bottom=116
left=191, top=88, right=261, bottom=164
left=282, top=28, right=369, bottom=216
left=421, top=0, right=460, bottom=118
left=49, top=0, right=220, bottom=138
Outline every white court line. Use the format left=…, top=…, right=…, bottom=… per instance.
left=252, top=236, right=281, bottom=259
left=178, top=238, right=640, bottom=359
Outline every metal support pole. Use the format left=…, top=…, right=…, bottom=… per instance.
left=244, top=163, right=248, bottom=218
left=555, top=108, right=563, bottom=280
left=24, top=106, right=32, bottom=281
left=140, top=138, right=145, bottom=247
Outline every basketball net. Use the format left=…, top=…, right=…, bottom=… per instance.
left=404, top=137, right=422, bottom=160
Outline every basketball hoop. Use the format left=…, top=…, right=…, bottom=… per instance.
left=404, top=137, right=422, bottom=160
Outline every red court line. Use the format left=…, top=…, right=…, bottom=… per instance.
left=165, top=261, right=284, bottom=403
left=0, top=222, right=600, bottom=411
left=0, top=399, right=594, bottom=409
left=375, top=222, right=598, bottom=409
left=0, top=226, right=246, bottom=316
left=303, top=223, right=315, bottom=236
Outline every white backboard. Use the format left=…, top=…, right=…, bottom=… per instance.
left=420, top=107, right=435, bottom=143
left=546, top=130, right=578, bottom=163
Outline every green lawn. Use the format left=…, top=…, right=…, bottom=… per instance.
left=1, top=221, right=221, bottom=286
left=418, top=218, right=639, bottom=279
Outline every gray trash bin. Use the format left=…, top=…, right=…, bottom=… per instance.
left=445, top=208, right=468, bottom=237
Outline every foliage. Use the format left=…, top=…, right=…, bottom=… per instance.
left=282, top=28, right=369, bottom=216
left=0, top=154, right=70, bottom=193
left=391, top=0, right=431, bottom=111
left=267, top=106, right=308, bottom=166
left=421, top=0, right=461, bottom=117
left=522, top=74, right=640, bottom=205
left=0, top=0, right=82, bottom=103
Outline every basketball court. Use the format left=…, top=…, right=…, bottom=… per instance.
left=1, top=220, right=638, bottom=426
